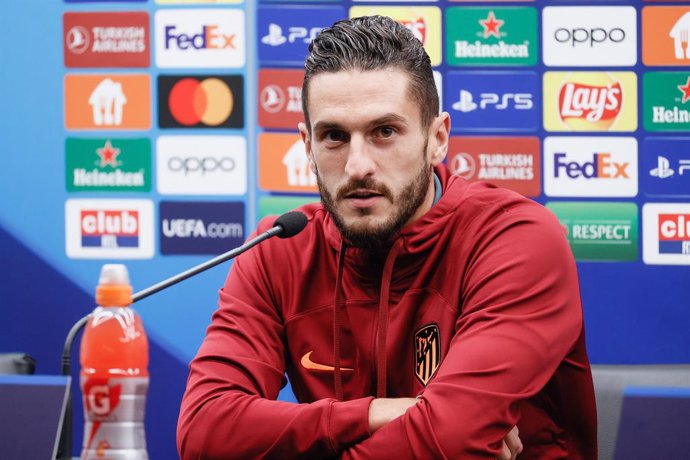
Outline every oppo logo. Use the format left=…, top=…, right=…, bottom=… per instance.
left=167, top=156, right=235, bottom=174
left=554, top=27, right=626, bottom=47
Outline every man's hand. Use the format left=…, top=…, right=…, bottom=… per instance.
left=497, top=426, right=523, bottom=460
left=368, top=399, right=522, bottom=459
left=367, top=398, right=418, bottom=433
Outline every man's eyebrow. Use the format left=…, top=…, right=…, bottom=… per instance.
left=312, top=114, right=408, bottom=133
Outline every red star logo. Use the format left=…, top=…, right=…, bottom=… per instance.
left=678, top=76, right=690, bottom=104
left=479, top=11, right=504, bottom=39
left=96, top=140, right=120, bottom=167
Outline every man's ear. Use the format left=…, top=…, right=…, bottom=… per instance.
left=298, top=122, right=317, bottom=174
left=428, top=112, right=450, bottom=167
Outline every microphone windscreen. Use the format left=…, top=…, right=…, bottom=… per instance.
left=273, top=211, right=308, bottom=238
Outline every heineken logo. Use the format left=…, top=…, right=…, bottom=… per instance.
left=446, top=7, right=537, bottom=66
left=644, top=72, right=690, bottom=131
left=66, top=138, right=151, bottom=192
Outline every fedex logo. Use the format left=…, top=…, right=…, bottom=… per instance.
left=554, top=152, right=629, bottom=179
left=544, top=137, right=638, bottom=197
left=155, top=9, right=245, bottom=68
left=164, top=25, right=235, bottom=50
left=66, top=199, right=154, bottom=259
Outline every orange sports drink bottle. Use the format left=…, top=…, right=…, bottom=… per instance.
left=79, top=264, right=149, bottom=459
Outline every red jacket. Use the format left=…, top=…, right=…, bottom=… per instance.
left=178, top=165, right=597, bottom=459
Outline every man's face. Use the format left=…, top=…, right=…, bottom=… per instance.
left=299, top=69, right=448, bottom=248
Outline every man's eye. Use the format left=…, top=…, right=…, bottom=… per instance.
left=376, top=126, right=395, bottom=138
left=324, top=131, right=347, bottom=143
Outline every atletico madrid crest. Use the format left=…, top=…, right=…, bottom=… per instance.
left=414, top=323, right=441, bottom=386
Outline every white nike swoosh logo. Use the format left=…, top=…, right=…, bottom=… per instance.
left=300, top=350, right=354, bottom=372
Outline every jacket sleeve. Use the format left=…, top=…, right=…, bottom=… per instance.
left=341, top=201, right=585, bottom=459
left=177, top=230, right=373, bottom=459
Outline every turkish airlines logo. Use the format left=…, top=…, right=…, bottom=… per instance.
left=158, top=75, right=244, bottom=129
left=64, top=74, right=150, bottom=130
left=258, top=69, right=305, bottom=129
left=63, top=12, right=150, bottom=68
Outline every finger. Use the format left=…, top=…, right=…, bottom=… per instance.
left=496, top=440, right=511, bottom=460
left=504, top=426, right=523, bottom=460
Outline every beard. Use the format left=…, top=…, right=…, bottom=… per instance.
left=316, top=150, right=431, bottom=250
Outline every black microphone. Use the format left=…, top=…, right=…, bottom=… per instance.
left=57, top=211, right=308, bottom=459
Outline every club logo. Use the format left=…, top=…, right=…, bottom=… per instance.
left=448, top=136, right=541, bottom=197
left=159, top=201, right=245, bottom=255
left=156, top=135, right=247, bottom=195
left=64, top=74, right=150, bottom=130
left=642, top=7, right=690, bottom=66
left=63, top=12, right=149, bottom=68
left=66, top=138, right=151, bottom=192
left=547, top=202, right=638, bottom=262
left=446, top=71, right=538, bottom=132
left=65, top=199, right=154, bottom=259
left=155, top=9, right=244, bottom=68
left=544, top=72, right=637, bottom=132
left=643, top=204, right=690, bottom=265
left=258, top=69, right=305, bottom=129
left=158, top=75, right=243, bottom=129
left=349, top=6, right=442, bottom=66
left=544, top=137, right=637, bottom=197
left=258, top=5, right=344, bottom=65
left=414, top=323, right=440, bottom=386
left=542, top=6, right=636, bottom=67
left=446, top=7, right=537, bottom=66
left=643, top=72, right=690, bottom=131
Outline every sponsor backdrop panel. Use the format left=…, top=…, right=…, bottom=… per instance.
left=2, top=1, right=690, bottom=458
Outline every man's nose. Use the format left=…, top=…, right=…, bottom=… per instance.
left=344, top=136, right=375, bottom=180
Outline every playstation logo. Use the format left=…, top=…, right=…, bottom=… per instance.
left=262, top=23, right=287, bottom=46
left=650, top=156, right=675, bottom=179
left=452, top=90, right=478, bottom=113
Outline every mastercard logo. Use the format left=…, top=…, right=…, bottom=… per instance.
left=158, top=75, right=244, bottom=129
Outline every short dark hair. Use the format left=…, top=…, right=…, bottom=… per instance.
left=302, top=15, right=438, bottom=131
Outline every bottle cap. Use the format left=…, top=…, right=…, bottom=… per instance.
left=96, top=264, right=132, bottom=307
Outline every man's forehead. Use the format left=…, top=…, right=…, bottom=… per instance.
left=306, top=68, right=421, bottom=128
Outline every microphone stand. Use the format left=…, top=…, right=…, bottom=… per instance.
left=56, top=224, right=284, bottom=459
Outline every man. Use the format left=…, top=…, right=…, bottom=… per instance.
left=178, top=16, right=597, bottom=459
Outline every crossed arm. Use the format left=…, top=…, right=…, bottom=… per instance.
left=178, top=206, right=580, bottom=459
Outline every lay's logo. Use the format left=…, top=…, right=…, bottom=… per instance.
left=559, top=81, right=622, bottom=125
left=66, top=199, right=154, bottom=259
left=544, top=72, right=637, bottom=132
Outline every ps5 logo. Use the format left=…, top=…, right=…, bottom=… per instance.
left=452, top=89, right=534, bottom=113
left=650, top=156, right=690, bottom=179
left=261, top=23, right=321, bottom=46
